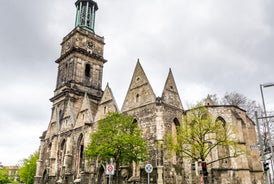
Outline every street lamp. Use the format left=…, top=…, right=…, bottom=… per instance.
left=260, top=82, right=274, bottom=114
left=260, top=82, right=274, bottom=181
left=261, top=83, right=274, bottom=88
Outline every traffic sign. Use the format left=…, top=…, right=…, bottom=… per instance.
left=106, top=164, right=115, bottom=175
left=145, top=164, right=153, bottom=173
left=250, top=145, right=260, bottom=150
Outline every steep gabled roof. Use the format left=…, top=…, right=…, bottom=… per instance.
left=94, top=83, right=119, bottom=122
left=121, top=60, right=156, bottom=112
left=63, top=98, right=76, bottom=126
left=74, top=93, right=94, bottom=128
left=161, top=69, right=183, bottom=110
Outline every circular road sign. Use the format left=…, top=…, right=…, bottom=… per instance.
left=145, top=164, right=153, bottom=173
left=106, top=164, right=115, bottom=175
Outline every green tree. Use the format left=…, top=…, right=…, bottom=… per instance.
left=85, top=112, right=148, bottom=183
left=18, top=151, right=38, bottom=184
left=165, top=106, right=243, bottom=163
left=0, top=167, right=12, bottom=184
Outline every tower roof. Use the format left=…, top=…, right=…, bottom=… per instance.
left=75, top=0, right=98, bottom=32
left=75, top=0, right=98, bottom=10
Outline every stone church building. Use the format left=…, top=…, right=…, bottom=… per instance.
left=35, top=0, right=264, bottom=183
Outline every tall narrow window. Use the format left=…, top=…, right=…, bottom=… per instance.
left=85, top=64, right=91, bottom=77
left=80, top=2, right=87, bottom=25
left=58, top=139, right=66, bottom=177
left=42, top=170, right=48, bottom=184
left=136, top=94, right=140, bottom=102
left=216, top=117, right=231, bottom=168
left=58, top=110, right=63, bottom=130
left=62, top=63, right=68, bottom=83
left=80, top=145, right=84, bottom=170
left=86, top=6, right=92, bottom=27
left=171, top=118, right=180, bottom=164
left=76, top=134, right=85, bottom=178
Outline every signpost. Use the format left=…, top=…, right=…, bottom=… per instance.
left=106, top=164, right=114, bottom=175
left=145, top=164, right=153, bottom=184
left=250, top=145, right=260, bottom=150
left=106, top=164, right=115, bottom=184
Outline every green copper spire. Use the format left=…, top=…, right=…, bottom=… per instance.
left=75, top=0, right=98, bottom=32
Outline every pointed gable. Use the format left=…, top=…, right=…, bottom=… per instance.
left=59, top=99, right=74, bottom=132
left=95, top=83, right=119, bottom=122
left=79, top=93, right=94, bottom=120
left=63, top=99, right=75, bottom=124
left=204, top=94, right=216, bottom=106
left=75, top=93, right=94, bottom=128
left=50, top=106, right=57, bottom=123
left=161, top=69, right=183, bottom=110
left=121, top=60, right=156, bottom=112
left=45, top=107, right=58, bottom=139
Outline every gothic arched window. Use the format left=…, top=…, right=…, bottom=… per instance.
left=216, top=117, right=231, bottom=168
left=58, top=110, right=63, bottom=130
left=76, top=134, right=85, bottom=178
left=217, top=116, right=226, bottom=127
left=58, top=139, right=66, bottom=177
left=171, top=118, right=180, bottom=164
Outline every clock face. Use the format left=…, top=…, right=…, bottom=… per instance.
left=87, top=41, right=94, bottom=48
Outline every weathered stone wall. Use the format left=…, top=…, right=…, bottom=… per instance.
left=183, top=106, right=263, bottom=184
left=35, top=5, right=263, bottom=183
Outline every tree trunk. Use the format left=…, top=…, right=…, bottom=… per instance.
left=115, top=161, right=119, bottom=184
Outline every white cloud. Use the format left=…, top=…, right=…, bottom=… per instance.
left=0, top=121, right=44, bottom=165
left=0, top=0, right=274, bottom=165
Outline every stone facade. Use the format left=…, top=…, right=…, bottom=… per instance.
left=195, top=105, right=263, bottom=184
left=34, top=0, right=264, bottom=183
left=5, top=166, right=20, bottom=182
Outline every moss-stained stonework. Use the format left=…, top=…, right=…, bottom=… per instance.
left=34, top=1, right=263, bottom=183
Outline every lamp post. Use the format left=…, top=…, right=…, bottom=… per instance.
left=260, top=82, right=274, bottom=182
left=256, top=111, right=269, bottom=184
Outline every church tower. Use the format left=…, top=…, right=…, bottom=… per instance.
left=35, top=1, right=264, bottom=183
left=54, top=0, right=106, bottom=103
left=35, top=1, right=109, bottom=184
